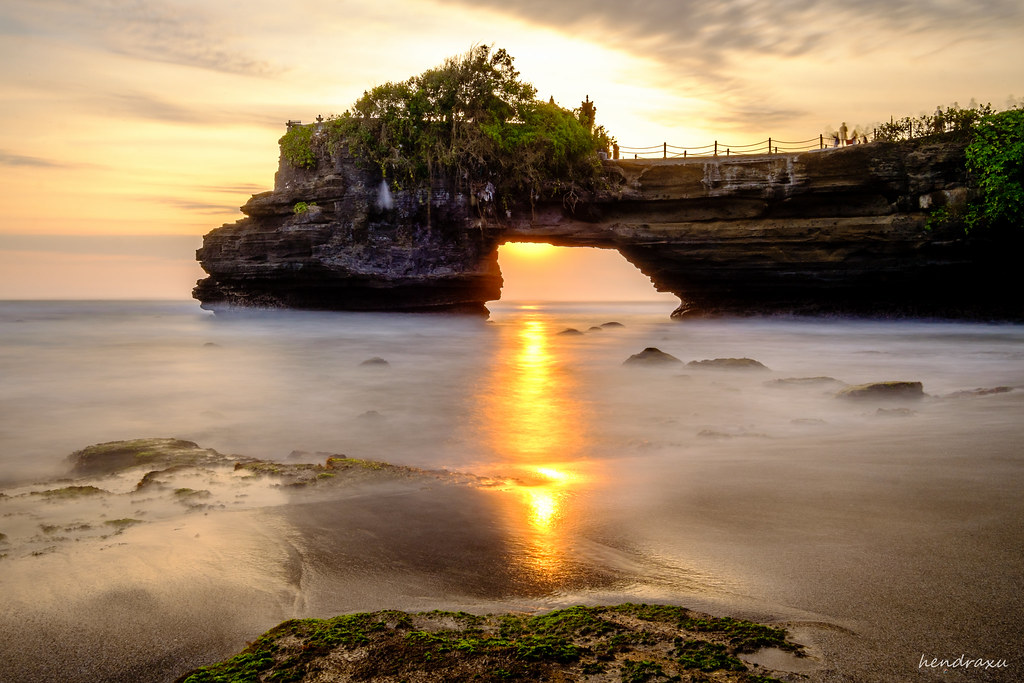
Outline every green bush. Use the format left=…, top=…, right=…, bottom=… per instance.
left=965, top=107, right=1024, bottom=233
left=280, top=125, right=317, bottom=169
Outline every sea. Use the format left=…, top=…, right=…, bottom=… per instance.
left=1, top=299, right=1022, bottom=682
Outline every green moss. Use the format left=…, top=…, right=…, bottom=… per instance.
left=620, top=659, right=671, bottom=683
left=674, top=639, right=746, bottom=672
left=324, top=457, right=388, bottom=471
left=177, top=604, right=804, bottom=683
left=174, top=488, right=212, bottom=498
left=33, top=485, right=106, bottom=498
left=180, top=635, right=279, bottom=682
left=279, top=125, right=317, bottom=170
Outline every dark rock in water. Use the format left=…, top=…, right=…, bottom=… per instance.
left=588, top=326, right=603, bottom=332
left=601, top=321, right=625, bottom=328
left=623, top=347, right=682, bottom=365
left=687, top=357, right=769, bottom=370
left=557, top=327, right=584, bottom=336
left=791, top=418, right=828, bottom=426
left=768, top=376, right=845, bottom=387
left=876, top=407, right=916, bottom=417
left=202, top=342, right=221, bottom=348
left=944, top=386, right=1013, bottom=398
left=836, top=381, right=924, bottom=400
left=697, top=428, right=769, bottom=439
left=360, top=357, right=390, bottom=367
left=358, top=410, right=383, bottom=419
left=67, top=438, right=230, bottom=476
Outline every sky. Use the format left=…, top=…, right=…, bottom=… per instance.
left=0, top=0, right=1022, bottom=300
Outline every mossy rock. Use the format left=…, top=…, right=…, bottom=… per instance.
left=623, top=347, right=682, bottom=366
left=68, top=438, right=229, bottom=475
left=175, top=603, right=802, bottom=683
left=836, top=381, right=924, bottom=401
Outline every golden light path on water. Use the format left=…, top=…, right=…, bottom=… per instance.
left=479, top=309, right=595, bottom=583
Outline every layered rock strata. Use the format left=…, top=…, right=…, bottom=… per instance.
left=195, top=136, right=1018, bottom=318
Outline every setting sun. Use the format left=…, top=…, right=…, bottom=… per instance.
left=500, top=241, right=558, bottom=259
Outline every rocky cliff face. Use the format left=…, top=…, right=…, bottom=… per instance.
left=194, top=137, right=1018, bottom=318
left=194, top=148, right=503, bottom=314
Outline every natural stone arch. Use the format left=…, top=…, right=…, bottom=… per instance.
left=493, top=241, right=679, bottom=304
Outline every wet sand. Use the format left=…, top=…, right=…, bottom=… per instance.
left=1, top=413, right=1020, bottom=682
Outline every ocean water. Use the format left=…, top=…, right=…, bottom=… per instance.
left=1, top=300, right=1022, bottom=682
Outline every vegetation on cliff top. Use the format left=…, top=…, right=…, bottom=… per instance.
left=874, top=102, right=1023, bottom=235
left=176, top=603, right=802, bottom=682
left=965, top=107, right=1024, bottom=234
left=280, top=45, right=612, bottom=207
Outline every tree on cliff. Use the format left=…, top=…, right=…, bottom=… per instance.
left=965, top=107, right=1024, bottom=234
left=281, top=45, right=612, bottom=210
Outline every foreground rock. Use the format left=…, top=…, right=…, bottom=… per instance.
left=836, top=381, right=925, bottom=401
left=174, top=603, right=805, bottom=683
left=194, top=130, right=1022, bottom=319
left=623, top=347, right=683, bottom=366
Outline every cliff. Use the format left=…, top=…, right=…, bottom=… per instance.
left=194, top=136, right=1019, bottom=318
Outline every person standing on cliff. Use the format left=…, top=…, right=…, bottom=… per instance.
left=839, top=122, right=849, bottom=146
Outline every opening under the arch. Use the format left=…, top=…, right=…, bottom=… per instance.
left=495, top=242, right=679, bottom=304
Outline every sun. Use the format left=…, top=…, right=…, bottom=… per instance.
left=500, top=242, right=558, bottom=259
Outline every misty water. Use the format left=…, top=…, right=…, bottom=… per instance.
left=1, top=300, right=1022, bottom=682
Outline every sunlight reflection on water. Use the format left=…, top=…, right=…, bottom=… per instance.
left=477, top=312, right=597, bottom=583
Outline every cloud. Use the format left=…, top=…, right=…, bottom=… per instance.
left=69, top=89, right=289, bottom=128
left=0, top=150, right=70, bottom=168
left=434, top=0, right=1024, bottom=95
left=201, top=182, right=268, bottom=195
left=0, top=234, right=202, bottom=258
left=154, top=197, right=242, bottom=214
left=5, top=0, right=283, bottom=77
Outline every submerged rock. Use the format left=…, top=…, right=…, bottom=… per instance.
left=767, top=376, right=845, bottom=387
left=687, top=357, right=769, bottom=370
left=876, top=407, right=916, bottom=417
left=557, top=327, right=584, bottom=336
left=623, top=347, right=682, bottom=366
left=944, top=386, right=1013, bottom=398
left=601, top=321, right=625, bottom=328
left=67, top=438, right=229, bottom=476
left=360, top=356, right=390, bottom=367
left=173, top=603, right=804, bottom=683
left=836, top=381, right=924, bottom=401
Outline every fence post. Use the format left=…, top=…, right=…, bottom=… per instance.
left=820, top=134, right=823, bottom=150
left=683, top=150, right=687, bottom=158
left=768, top=137, right=772, bottom=155
left=714, top=141, right=718, bottom=156
left=663, top=142, right=667, bottom=159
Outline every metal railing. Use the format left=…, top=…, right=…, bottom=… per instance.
left=615, top=134, right=873, bottom=160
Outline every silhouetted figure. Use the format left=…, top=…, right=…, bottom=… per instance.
left=839, top=122, right=848, bottom=146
